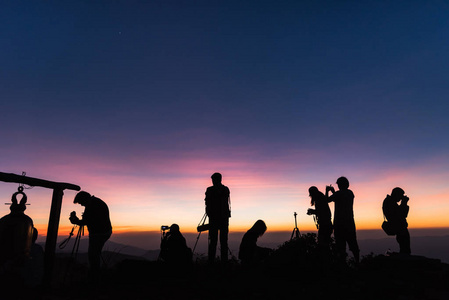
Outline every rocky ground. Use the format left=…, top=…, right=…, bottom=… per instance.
left=3, top=235, right=449, bottom=300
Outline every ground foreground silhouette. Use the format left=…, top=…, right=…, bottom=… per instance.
left=2, top=236, right=449, bottom=299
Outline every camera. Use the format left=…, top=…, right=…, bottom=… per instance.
left=69, top=211, right=80, bottom=225
left=161, top=225, right=170, bottom=231
left=307, top=208, right=316, bottom=216
left=197, top=224, right=210, bottom=232
left=402, top=195, right=409, bottom=202
left=326, top=185, right=335, bottom=193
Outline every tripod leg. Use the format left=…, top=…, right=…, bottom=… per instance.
left=71, top=226, right=80, bottom=257
left=74, top=227, right=82, bottom=259
left=192, top=231, right=202, bottom=253
left=65, top=226, right=82, bottom=286
left=291, top=227, right=301, bottom=240
left=193, top=213, right=207, bottom=254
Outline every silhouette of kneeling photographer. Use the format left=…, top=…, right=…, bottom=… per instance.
left=159, top=224, right=192, bottom=265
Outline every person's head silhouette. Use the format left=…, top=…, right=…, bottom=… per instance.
left=308, top=186, right=323, bottom=206
left=74, top=191, right=92, bottom=206
left=211, top=172, right=222, bottom=186
left=250, top=220, right=267, bottom=237
left=391, top=187, right=405, bottom=202
left=336, top=176, right=350, bottom=190
left=169, top=224, right=180, bottom=234
left=308, top=186, right=319, bottom=197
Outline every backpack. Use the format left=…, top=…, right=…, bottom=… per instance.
left=382, top=219, right=396, bottom=236
left=381, top=196, right=397, bottom=236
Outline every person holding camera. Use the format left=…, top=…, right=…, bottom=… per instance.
left=205, top=172, right=231, bottom=263
left=382, top=187, right=411, bottom=254
left=307, top=186, right=333, bottom=248
left=160, top=224, right=192, bottom=265
left=69, top=191, right=112, bottom=282
left=326, top=176, right=360, bottom=263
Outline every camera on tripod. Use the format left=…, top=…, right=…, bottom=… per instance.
left=69, top=211, right=80, bottom=225
left=197, top=223, right=210, bottom=232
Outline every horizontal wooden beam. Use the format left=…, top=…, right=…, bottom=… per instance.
left=0, top=172, right=80, bottom=191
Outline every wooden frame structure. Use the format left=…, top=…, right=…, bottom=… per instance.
left=0, top=171, right=80, bottom=286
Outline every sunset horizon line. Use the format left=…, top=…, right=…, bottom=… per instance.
left=35, top=225, right=449, bottom=237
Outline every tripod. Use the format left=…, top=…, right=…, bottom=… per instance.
left=59, top=225, right=85, bottom=285
left=290, top=212, right=301, bottom=240
left=59, top=224, right=85, bottom=257
left=193, top=213, right=233, bottom=260
left=71, top=225, right=84, bottom=259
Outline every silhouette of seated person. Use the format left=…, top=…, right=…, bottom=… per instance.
left=160, top=224, right=192, bottom=265
left=0, top=190, right=34, bottom=274
left=239, top=220, right=271, bottom=266
left=382, top=187, right=411, bottom=255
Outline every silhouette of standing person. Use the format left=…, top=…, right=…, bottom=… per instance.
left=160, top=224, right=192, bottom=265
left=205, top=172, right=231, bottom=263
left=326, top=177, right=360, bottom=263
left=238, top=220, right=270, bottom=266
left=382, top=187, right=411, bottom=254
left=307, top=186, right=333, bottom=248
left=69, top=191, right=112, bottom=283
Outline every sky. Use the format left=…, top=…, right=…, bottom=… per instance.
left=1, top=1, right=449, bottom=243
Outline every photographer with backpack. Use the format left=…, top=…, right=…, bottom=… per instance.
left=382, top=187, right=411, bottom=255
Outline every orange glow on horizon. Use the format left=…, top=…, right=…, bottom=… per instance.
left=34, top=223, right=449, bottom=239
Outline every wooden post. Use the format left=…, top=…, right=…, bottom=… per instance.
left=43, top=188, right=64, bottom=286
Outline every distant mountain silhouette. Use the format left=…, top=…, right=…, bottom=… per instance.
left=55, top=250, right=147, bottom=266
left=50, top=232, right=449, bottom=265
left=358, top=235, right=449, bottom=263
left=141, top=249, right=160, bottom=261
left=51, top=239, right=151, bottom=257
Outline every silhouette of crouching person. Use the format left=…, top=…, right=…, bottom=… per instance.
left=239, top=220, right=271, bottom=266
left=70, top=191, right=112, bottom=284
left=159, top=224, right=192, bottom=265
